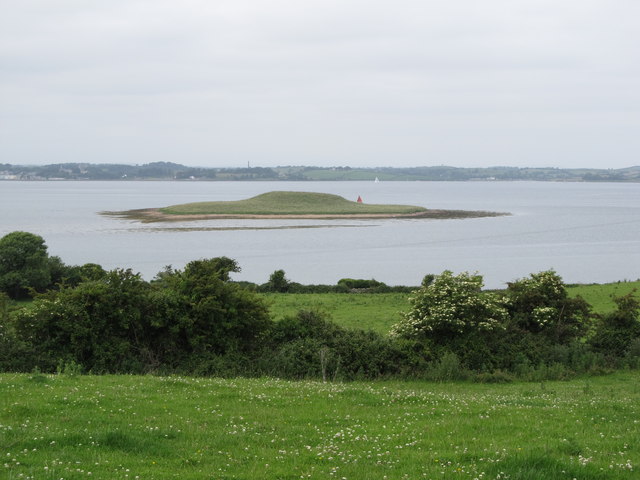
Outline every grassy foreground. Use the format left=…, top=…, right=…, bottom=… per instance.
left=2, top=372, right=639, bottom=479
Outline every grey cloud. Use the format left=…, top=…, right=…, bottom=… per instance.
left=1, top=0, right=639, bottom=167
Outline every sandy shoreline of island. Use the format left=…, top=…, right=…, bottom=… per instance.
left=102, top=208, right=509, bottom=223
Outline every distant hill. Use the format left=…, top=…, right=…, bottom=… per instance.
left=1, top=162, right=639, bottom=182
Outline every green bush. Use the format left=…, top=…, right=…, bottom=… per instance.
left=0, top=293, right=38, bottom=372
left=506, top=270, right=592, bottom=344
left=474, top=370, right=514, bottom=383
left=589, top=292, right=640, bottom=356
left=425, top=352, right=469, bottom=381
left=13, top=269, right=154, bottom=372
left=624, top=338, right=640, bottom=368
left=337, top=278, right=388, bottom=292
left=12, top=259, right=273, bottom=374
left=262, top=310, right=410, bottom=380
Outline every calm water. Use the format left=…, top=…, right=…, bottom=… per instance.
left=1, top=181, right=639, bottom=288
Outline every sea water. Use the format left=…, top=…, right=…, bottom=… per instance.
left=1, top=180, right=639, bottom=288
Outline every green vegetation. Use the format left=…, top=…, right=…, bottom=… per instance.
left=2, top=231, right=640, bottom=382
left=0, top=231, right=106, bottom=299
left=107, top=191, right=505, bottom=222
left=263, top=282, right=640, bottom=334
left=7, top=258, right=270, bottom=374
left=2, top=372, right=639, bottom=479
left=160, top=191, right=427, bottom=216
left=264, top=292, right=408, bottom=333
left=2, top=232, right=639, bottom=478
left=3, top=161, right=640, bottom=181
left=0, top=231, right=52, bottom=298
left=568, top=281, right=640, bottom=314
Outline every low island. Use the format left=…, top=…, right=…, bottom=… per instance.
left=104, top=191, right=507, bottom=222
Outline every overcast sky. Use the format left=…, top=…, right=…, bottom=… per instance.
left=1, top=0, right=639, bottom=169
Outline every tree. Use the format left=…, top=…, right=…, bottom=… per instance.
left=167, top=258, right=272, bottom=355
left=0, top=231, right=52, bottom=298
left=265, top=269, right=290, bottom=292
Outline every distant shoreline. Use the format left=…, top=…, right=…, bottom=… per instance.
left=2, top=161, right=639, bottom=182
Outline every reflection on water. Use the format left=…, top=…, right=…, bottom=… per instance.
left=1, top=180, right=639, bottom=288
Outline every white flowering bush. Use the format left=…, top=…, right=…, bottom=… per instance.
left=531, top=306, right=558, bottom=328
left=390, top=271, right=507, bottom=340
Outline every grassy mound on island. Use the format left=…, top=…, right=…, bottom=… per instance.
left=105, top=191, right=507, bottom=222
left=161, top=191, right=426, bottom=216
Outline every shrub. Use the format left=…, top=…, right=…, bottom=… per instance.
left=390, top=271, right=507, bottom=340
left=425, top=352, right=469, bottom=381
left=263, top=310, right=410, bottom=380
left=474, top=370, right=514, bottom=383
left=13, top=269, right=154, bottom=372
left=506, top=270, right=591, bottom=344
left=12, top=259, right=273, bottom=374
left=337, top=278, right=386, bottom=290
left=589, top=292, right=640, bottom=356
left=624, top=338, right=640, bottom=368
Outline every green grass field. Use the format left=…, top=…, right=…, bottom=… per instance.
left=2, top=372, right=639, bottom=479
left=568, top=281, right=640, bottom=314
left=263, top=292, right=409, bottom=333
left=161, top=191, right=427, bottom=216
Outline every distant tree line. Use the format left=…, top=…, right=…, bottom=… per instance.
left=1, top=231, right=639, bottom=381
left=252, top=270, right=414, bottom=294
left=2, top=162, right=639, bottom=182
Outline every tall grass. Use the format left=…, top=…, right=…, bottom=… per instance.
left=1, top=372, right=638, bottom=479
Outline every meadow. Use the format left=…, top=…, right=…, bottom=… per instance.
left=2, top=372, right=639, bottom=479
left=567, top=281, right=640, bottom=314
left=263, top=281, right=640, bottom=334
left=263, top=292, right=409, bottom=333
